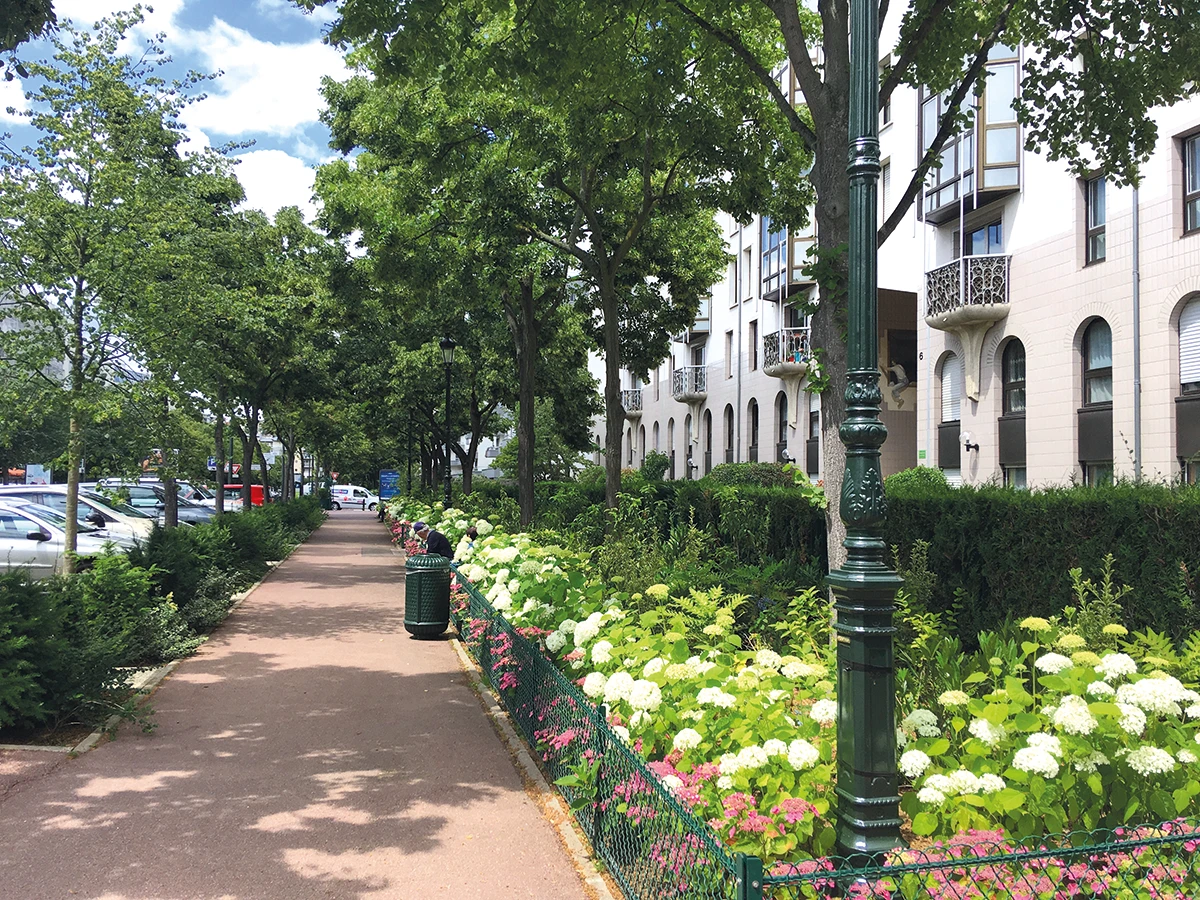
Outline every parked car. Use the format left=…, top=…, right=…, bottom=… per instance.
left=330, top=484, right=380, bottom=511
left=0, top=499, right=127, bottom=579
left=0, top=484, right=157, bottom=540
left=223, top=483, right=265, bottom=507
left=96, top=481, right=216, bottom=525
left=0, top=497, right=137, bottom=551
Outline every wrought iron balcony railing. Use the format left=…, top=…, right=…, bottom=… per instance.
left=620, top=389, right=643, bottom=416
left=763, top=327, right=813, bottom=375
left=671, top=365, right=707, bottom=400
left=925, top=254, right=1011, bottom=320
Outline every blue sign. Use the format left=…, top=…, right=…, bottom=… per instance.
left=207, top=457, right=217, bottom=470
left=379, top=469, right=401, bottom=500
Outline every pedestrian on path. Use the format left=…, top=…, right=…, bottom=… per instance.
left=414, top=520, right=452, bottom=558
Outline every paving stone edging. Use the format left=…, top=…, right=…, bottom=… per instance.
left=450, top=636, right=619, bottom=900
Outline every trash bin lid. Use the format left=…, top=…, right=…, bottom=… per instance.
left=406, top=552, right=450, bottom=570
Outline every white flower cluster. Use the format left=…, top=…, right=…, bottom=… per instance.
left=1179, top=749, right=1198, bottom=764
left=917, top=770, right=1005, bottom=805
left=672, top=728, right=702, bottom=752
left=755, top=649, right=783, bottom=670
left=697, top=687, right=737, bottom=708
left=1052, top=695, right=1098, bottom=736
left=1125, top=745, right=1176, bottom=776
left=937, top=690, right=970, bottom=707
left=899, top=750, right=932, bottom=779
left=1013, top=733, right=1063, bottom=778
left=1086, top=680, right=1115, bottom=697
left=518, top=559, right=541, bottom=577
left=642, top=658, right=666, bottom=678
left=1034, top=653, right=1074, bottom=674
left=902, top=709, right=941, bottom=737
left=1095, top=653, right=1138, bottom=681
left=628, top=680, right=662, bottom=712
left=591, top=641, right=613, bottom=664
left=545, top=631, right=567, bottom=653
left=782, top=661, right=826, bottom=680
left=1074, top=750, right=1110, bottom=774
left=1116, top=675, right=1197, bottom=718
left=603, top=672, right=636, bottom=705
left=968, top=718, right=1007, bottom=746
left=475, top=519, right=493, bottom=536
left=1117, top=702, right=1147, bottom=736
left=809, top=699, right=838, bottom=727
left=763, top=738, right=788, bottom=757
left=787, top=739, right=820, bottom=771
left=582, top=672, right=607, bottom=698
left=573, top=613, right=604, bottom=647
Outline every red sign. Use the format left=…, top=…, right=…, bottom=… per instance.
left=331, top=471, right=339, bottom=479
left=231, top=464, right=241, bottom=476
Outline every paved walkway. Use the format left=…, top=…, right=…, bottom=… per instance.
left=0, top=512, right=591, bottom=899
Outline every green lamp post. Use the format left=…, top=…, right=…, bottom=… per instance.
left=829, top=0, right=905, bottom=859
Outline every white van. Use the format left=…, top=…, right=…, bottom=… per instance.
left=330, top=485, right=379, bottom=510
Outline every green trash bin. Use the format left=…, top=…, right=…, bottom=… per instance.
left=404, top=552, right=451, bottom=638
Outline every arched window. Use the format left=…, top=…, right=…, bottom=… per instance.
left=941, top=353, right=962, bottom=423
left=723, top=404, right=734, bottom=463
left=1079, top=318, right=1113, bottom=485
left=1002, top=341, right=1026, bottom=414
left=1000, top=341, right=1027, bottom=489
left=775, top=391, right=788, bottom=462
left=1083, top=319, right=1113, bottom=406
left=806, top=392, right=821, bottom=477
left=638, top=424, right=646, bottom=466
left=666, top=418, right=675, bottom=478
left=626, top=427, right=633, bottom=464
left=652, top=421, right=660, bottom=452
left=747, top=399, right=760, bottom=461
left=1179, top=299, right=1200, bottom=483
left=703, top=410, right=713, bottom=474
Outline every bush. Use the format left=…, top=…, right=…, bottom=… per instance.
left=0, top=571, right=70, bottom=727
left=640, top=450, right=670, bottom=481
left=705, top=461, right=796, bottom=487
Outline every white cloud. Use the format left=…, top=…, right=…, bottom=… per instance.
left=0, top=77, right=28, bottom=124
left=232, top=148, right=319, bottom=221
left=255, top=0, right=339, bottom=26
left=177, top=19, right=347, bottom=138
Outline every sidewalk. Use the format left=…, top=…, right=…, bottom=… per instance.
left=0, top=511, right=592, bottom=899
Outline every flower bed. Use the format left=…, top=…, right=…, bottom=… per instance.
left=386, top=499, right=1200, bottom=895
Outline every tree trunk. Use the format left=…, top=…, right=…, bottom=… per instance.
left=601, top=277, right=623, bottom=509
left=257, top=440, right=271, bottom=503
left=503, top=280, right=539, bottom=526
left=64, top=291, right=85, bottom=573
left=241, top=405, right=259, bottom=508
left=161, top=395, right=178, bottom=528
left=812, top=122, right=852, bottom=572
left=214, top=383, right=227, bottom=514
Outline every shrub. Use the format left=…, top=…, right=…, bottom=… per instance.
left=640, top=450, right=669, bottom=481
left=0, top=571, right=70, bottom=727
left=706, top=461, right=795, bottom=488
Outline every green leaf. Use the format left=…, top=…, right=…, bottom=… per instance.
left=669, top=639, right=689, bottom=663
left=1087, top=773, right=1103, bottom=796
left=1013, top=712, right=1040, bottom=731
left=964, top=671, right=989, bottom=684
left=994, top=788, right=1026, bottom=812
left=911, top=812, right=939, bottom=836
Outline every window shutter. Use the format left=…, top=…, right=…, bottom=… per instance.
left=1181, top=299, right=1200, bottom=386
left=941, top=354, right=962, bottom=421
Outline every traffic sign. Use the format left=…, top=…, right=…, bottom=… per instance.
left=207, top=457, right=216, bottom=470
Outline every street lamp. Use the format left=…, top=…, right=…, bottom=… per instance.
left=439, top=336, right=456, bottom=508
left=828, top=0, right=904, bottom=858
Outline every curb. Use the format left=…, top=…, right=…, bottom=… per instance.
left=450, top=637, right=618, bottom=900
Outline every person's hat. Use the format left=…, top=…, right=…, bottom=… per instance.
left=413, top=521, right=428, bottom=532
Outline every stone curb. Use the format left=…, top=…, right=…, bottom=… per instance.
left=449, top=636, right=618, bottom=900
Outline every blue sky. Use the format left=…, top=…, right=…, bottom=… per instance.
left=0, top=0, right=349, bottom=220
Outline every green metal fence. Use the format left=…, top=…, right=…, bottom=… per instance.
left=449, top=572, right=1200, bottom=900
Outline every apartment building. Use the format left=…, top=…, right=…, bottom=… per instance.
left=597, top=46, right=1200, bottom=489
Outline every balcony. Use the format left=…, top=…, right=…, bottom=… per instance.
left=925, top=254, right=1011, bottom=400
left=621, top=388, right=643, bottom=420
left=671, top=366, right=707, bottom=403
left=762, top=327, right=813, bottom=379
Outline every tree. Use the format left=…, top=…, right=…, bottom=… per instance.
left=495, top=399, right=589, bottom=482
left=305, top=0, right=812, bottom=513
left=1, top=0, right=55, bottom=73
left=0, top=12, right=227, bottom=567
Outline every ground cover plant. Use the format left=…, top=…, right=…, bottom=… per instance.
left=388, top=497, right=1200, bottom=882
left=0, top=497, right=325, bottom=731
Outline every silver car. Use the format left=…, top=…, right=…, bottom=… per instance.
left=0, top=499, right=128, bottom=579
left=0, top=485, right=156, bottom=540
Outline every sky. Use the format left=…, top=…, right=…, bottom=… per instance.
left=0, top=0, right=350, bottom=221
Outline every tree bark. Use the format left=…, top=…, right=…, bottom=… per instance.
left=64, top=287, right=86, bottom=573
left=503, top=278, right=539, bottom=526
left=601, top=275, right=623, bottom=510
left=161, top=395, right=178, bottom=528
left=257, top=440, right=271, bottom=502
left=214, top=382, right=226, bottom=514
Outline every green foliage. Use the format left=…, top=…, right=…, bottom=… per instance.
left=0, top=571, right=69, bottom=727
left=706, top=462, right=794, bottom=487
left=640, top=450, right=670, bottom=481
left=885, top=466, right=951, bottom=494
left=1068, top=554, right=1131, bottom=649
left=495, top=399, right=588, bottom=482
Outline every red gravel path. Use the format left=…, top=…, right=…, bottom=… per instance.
left=0, top=511, right=591, bottom=899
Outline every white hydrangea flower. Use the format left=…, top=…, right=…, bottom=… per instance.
left=1013, top=747, right=1060, bottom=778
left=688, top=656, right=718, bottom=675
left=977, top=774, right=1006, bottom=794
left=642, top=658, right=666, bottom=678
left=924, top=774, right=951, bottom=793
left=672, top=728, right=702, bottom=752
left=755, top=649, right=783, bottom=670
left=1126, top=746, right=1176, bottom=776
left=628, top=680, right=663, bottom=712
left=1116, top=677, right=1187, bottom=717
left=787, top=739, right=820, bottom=771
left=717, top=775, right=734, bottom=790
left=1074, top=751, right=1110, bottom=774
left=629, top=710, right=650, bottom=729
left=1027, top=733, right=1063, bottom=757
left=1034, top=653, right=1074, bottom=674
left=697, top=687, right=737, bottom=708
left=810, top=699, right=838, bottom=727
left=591, top=641, right=614, bottom=665
left=1187, top=705, right=1200, bottom=720
left=764, top=738, right=788, bottom=757
left=902, top=709, right=940, bottom=737
left=1095, top=653, right=1138, bottom=681
left=938, top=690, right=971, bottom=707
left=494, top=546, right=520, bottom=565
left=545, top=631, right=567, bottom=653
left=518, top=559, right=541, bottom=577
left=896, top=727, right=908, bottom=749
left=570, top=660, right=585, bottom=670
left=917, top=787, right=947, bottom=805
left=573, top=619, right=601, bottom=647
left=899, top=750, right=932, bottom=779
left=661, top=774, right=684, bottom=791
left=767, top=690, right=788, bottom=703
left=475, top=519, right=493, bottom=535
left=582, top=672, right=607, bottom=698
left=718, top=753, right=741, bottom=775
left=1086, top=681, right=1116, bottom=698
left=946, top=769, right=981, bottom=796
left=681, top=709, right=705, bottom=722
left=493, top=568, right=511, bottom=584
left=493, top=593, right=513, bottom=611
left=736, top=745, right=770, bottom=770
left=1052, top=695, right=1098, bottom=736
left=664, top=662, right=697, bottom=681
left=1179, top=749, right=1198, bottom=764
left=782, top=661, right=826, bottom=680
left=558, top=619, right=578, bottom=636
left=612, top=725, right=630, bottom=743
left=1118, top=703, right=1147, bottom=736
left=603, top=672, right=636, bottom=705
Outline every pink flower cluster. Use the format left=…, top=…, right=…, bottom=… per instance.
left=647, top=833, right=710, bottom=895
left=646, top=755, right=719, bottom=811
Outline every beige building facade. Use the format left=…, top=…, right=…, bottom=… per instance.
left=596, top=55, right=1200, bottom=489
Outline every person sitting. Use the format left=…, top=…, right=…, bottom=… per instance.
left=413, top=521, right=453, bottom=558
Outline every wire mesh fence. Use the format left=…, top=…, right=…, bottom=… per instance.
left=448, top=571, right=1200, bottom=900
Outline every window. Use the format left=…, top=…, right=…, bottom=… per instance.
left=653, top=421, right=660, bottom=451
left=1086, top=177, right=1106, bottom=263
left=743, top=246, right=753, bottom=300
left=881, top=95, right=892, bottom=129
left=960, top=221, right=1003, bottom=257
left=1002, top=340, right=1026, bottom=414
left=1004, top=467, right=1027, bottom=489
left=1182, top=298, right=1200, bottom=393
left=941, top=353, right=962, bottom=422
left=626, top=428, right=633, bottom=464
left=881, top=161, right=891, bottom=219
left=1186, top=134, right=1200, bottom=235
left=691, top=345, right=704, bottom=367
left=748, top=399, right=759, bottom=449
left=749, top=320, right=759, bottom=370
left=725, top=331, right=733, bottom=378
left=1084, top=463, right=1114, bottom=487
left=1083, top=319, right=1113, bottom=405
left=654, top=366, right=661, bottom=401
